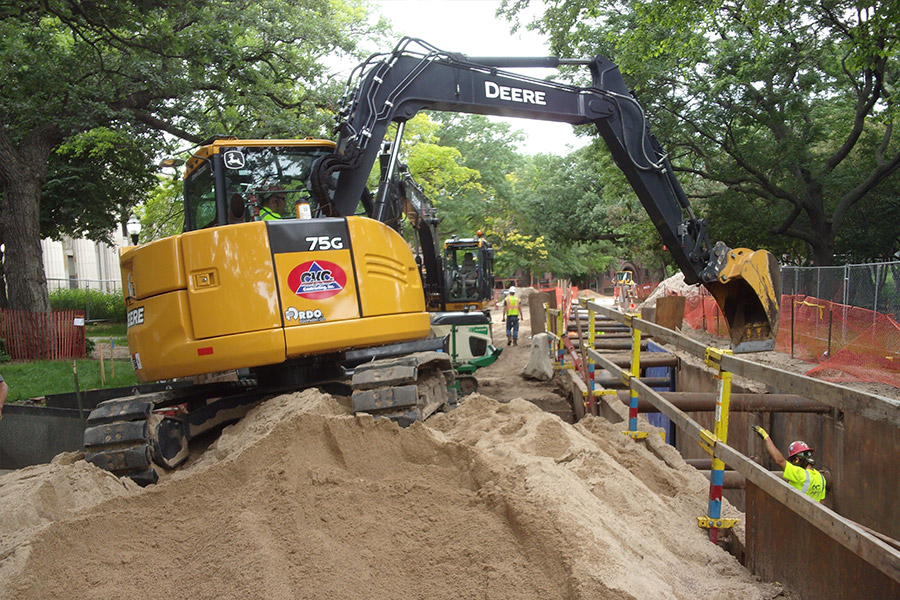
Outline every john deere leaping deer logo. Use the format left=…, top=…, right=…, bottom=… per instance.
left=287, top=260, right=347, bottom=300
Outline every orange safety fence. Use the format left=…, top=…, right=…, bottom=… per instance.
left=682, top=289, right=731, bottom=339
left=781, top=295, right=900, bottom=388
left=635, top=281, right=660, bottom=301
left=678, top=288, right=899, bottom=389
left=0, top=309, right=87, bottom=361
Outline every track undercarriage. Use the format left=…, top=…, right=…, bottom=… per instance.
left=84, top=346, right=465, bottom=485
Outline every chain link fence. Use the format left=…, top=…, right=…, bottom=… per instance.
left=46, top=278, right=125, bottom=323
left=46, top=278, right=121, bottom=294
left=781, top=261, right=900, bottom=319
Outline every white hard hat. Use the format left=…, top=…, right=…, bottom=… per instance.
left=509, top=286, right=517, bottom=294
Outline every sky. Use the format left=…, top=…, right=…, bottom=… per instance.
left=364, top=0, right=590, bottom=155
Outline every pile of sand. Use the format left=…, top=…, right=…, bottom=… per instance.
left=0, top=453, right=139, bottom=588
left=0, top=387, right=785, bottom=600
left=639, top=272, right=702, bottom=310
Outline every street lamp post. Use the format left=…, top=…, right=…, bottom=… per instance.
left=126, top=215, right=142, bottom=245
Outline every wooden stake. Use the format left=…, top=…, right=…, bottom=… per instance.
left=73, top=360, right=86, bottom=430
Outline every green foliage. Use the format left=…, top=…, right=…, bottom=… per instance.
left=0, top=0, right=389, bottom=312
left=1, top=359, right=139, bottom=402
left=41, top=127, right=158, bottom=243
left=49, top=288, right=126, bottom=322
left=85, top=322, right=127, bottom=338
left=140, top=174, right=185, bottom=241
left=501, top=0, right=900, bottom=265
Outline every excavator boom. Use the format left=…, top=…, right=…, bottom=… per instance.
left=312, top=38, right=780, bottom=351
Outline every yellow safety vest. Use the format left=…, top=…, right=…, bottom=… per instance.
left=783, top=462, right=826, bottom=502
left=504, top=295, right=519, bottom=316
left=260, top=207, right=280, bottom=221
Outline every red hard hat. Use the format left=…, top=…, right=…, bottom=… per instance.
left=788, top=440, right=814, bottom=458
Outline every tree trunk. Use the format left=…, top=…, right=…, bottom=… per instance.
left=804, top=190, right=836, bottom=266
left=0, top=130, right=57, bottom=314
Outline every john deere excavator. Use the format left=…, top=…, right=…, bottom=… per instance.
left=85, top=38, right=780, bottom=484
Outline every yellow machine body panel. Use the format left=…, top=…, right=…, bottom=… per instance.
left=125, top=289, right=286, bottom=381
left=181, top=222, right=281, bottom=339
left=122, top=216, right=431, bottom=383
left=348, top=217, right=426, bottom=317
left=121, top=236, right=186, bottom=299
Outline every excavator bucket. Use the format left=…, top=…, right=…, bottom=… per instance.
left=704, top=248, right=782, bottom=353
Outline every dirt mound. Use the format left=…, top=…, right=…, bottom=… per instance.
left=639, top=272, right=702, bottom=310
left=1, top=386, right=785, bottom=600
left=0, top=452, right=139, bottom=587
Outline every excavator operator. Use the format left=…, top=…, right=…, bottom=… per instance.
left=259, top=185, right=287, bottom=221
left=460, top=252, right=478, bottom=297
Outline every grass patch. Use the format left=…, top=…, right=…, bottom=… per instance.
left=85, top=322, right=127, bottom=338
left=90, top=336, right=129, bottom=349
left=2, top=359, right=139, bottom=402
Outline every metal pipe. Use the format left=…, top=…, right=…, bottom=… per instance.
left=700, top=470, right=745, bottom=489
left=596, top=376, right=671, bottom=389
left=594, top=340, right=649, bottom=351
left=615, top=391, right=829, bottom=413
left=685, top=458, right=720, bottom=469
left=587, top=353, right=677, bottom=368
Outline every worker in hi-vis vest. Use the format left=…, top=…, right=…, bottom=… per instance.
left=501, top=286, right=520, bottom=346
left=258, top=185, right=286, bottom=221
left=753, top=426, right=827, bottom=502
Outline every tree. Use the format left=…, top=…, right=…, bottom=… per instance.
left=500, top=0, right=900, bottom=265
left=41, top=127, right=157, bottom=244
left=0, top=0, right=382, bottom=312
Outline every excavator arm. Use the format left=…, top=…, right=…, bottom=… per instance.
left=312, top=38, right=780, bottom=351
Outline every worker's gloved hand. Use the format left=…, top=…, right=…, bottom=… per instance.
left=752, top=425, right=769, bottom=440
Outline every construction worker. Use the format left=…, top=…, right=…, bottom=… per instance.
left=753, top=425, right=827, bottom=502
left=460, top=252, right=478, bottom=297
left=258, top=185, right=286, bottom=221
left=501, top=286, right=520, bottom=346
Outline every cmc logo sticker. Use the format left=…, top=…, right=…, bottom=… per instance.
left=287, top=260, right=347, bottom=299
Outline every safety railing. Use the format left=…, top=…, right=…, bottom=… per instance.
left=581, top=299, right=900, bottom=583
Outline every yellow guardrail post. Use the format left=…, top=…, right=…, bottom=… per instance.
left=588, top=306, right=596, bottom=397
left=698, top=346, right=739, bottom=544
left=621, top=312, right=648, bottom=440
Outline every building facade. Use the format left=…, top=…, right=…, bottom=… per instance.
left=41, top=229, right=130, bottom=293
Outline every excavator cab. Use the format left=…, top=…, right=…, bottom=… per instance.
left=182, top=138, right=336, bottom=230
left=443, top=234, right=495, bottom=312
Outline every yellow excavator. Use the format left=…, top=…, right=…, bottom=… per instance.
left=85, top=38, right=780, bottom=484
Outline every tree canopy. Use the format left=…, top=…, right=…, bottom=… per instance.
left=0, top=0, right=384, bottom=311
left=500, top=0, right=900, bottom=265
